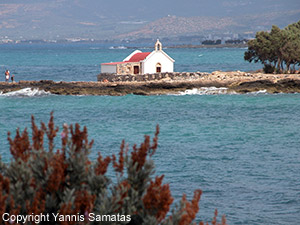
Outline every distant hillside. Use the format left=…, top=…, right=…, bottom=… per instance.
left=116, top=16, right=238, bottom=39
left=116, top=10, right=300, bottom=40
left=0, top=2, right=145, bottom=40
left=0, top=0, right=299, bottom=41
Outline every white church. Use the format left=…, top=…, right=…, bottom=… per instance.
left=101, top=40, right=175, bottom=75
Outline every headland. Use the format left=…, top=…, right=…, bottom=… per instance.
left=1, top=71, right=300, bottom=96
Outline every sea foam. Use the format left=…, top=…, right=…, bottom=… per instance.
left=0, top=88, right=51, bottom=97
left=176, top=87, right=232, bottom=95
left=248, top=89, right=268, bottom=94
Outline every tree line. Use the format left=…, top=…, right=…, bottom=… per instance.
left=244, top=20, right=300, bottom=73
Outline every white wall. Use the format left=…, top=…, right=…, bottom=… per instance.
left=101, top=64, right=117, bottom=73
left=142, top=51, right=174, bottom=74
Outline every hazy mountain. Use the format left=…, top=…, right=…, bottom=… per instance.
left=117, top=10, right=300, bottom=40
left=0, top=0, right=299, bottom=40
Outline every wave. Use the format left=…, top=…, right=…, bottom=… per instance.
left=176, top=88, right=273, bottom=95
left=176, top=87, right=232, bottom=95
left=109, top=46, right=127, bottom=49
left=247, top=89, right=268, bottom=95
left=0, top=88, right=52, bottom=97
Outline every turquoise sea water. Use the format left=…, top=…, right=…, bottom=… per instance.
left=0, top=43, right=261, bottom=81
left=0, top=44, right=299, bottom=224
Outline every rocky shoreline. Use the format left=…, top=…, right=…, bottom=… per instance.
left=1, top=71, right=300, bottom=96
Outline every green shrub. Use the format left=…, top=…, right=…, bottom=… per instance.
left=245, top=20, right=300, bottom=74
left=0, top=113, right=226, bottom=225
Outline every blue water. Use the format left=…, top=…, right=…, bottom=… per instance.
left=0, top=44, right=299, bottom=224
left=0, top=43, right=261, bottom=82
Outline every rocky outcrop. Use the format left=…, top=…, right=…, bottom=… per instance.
left=0, top=79, right=224, bottom=96
left=1, top=71, right=300, bottom=96
left=231, top=79, right=300, bottom=93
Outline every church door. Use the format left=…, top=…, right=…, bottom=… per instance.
left=156, top=63, right=161, bottom=73
left=134, top=66, right=139, bottom=74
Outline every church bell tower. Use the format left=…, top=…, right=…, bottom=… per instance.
left=155, top=39, right=162, bottom=51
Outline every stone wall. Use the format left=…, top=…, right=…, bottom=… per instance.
left=97, top=72, right=209, bottom=82
left=116, top=62, right=141, bottom=75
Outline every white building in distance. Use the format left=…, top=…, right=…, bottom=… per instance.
left=101, top=40, right=175, bottom=75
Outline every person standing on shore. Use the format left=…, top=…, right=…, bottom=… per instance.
left=5, top=70, right=10, bottom=82
left=11, top=74, right=15, bottom=83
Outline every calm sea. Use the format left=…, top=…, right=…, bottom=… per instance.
left=0, top=44, right=299, bottom=224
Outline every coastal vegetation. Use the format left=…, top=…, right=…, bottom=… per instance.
left=0, top=113, right=226, bottom=225
left=244, top=20, right=300, bottom=73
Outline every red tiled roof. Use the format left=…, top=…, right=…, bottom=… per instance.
left=126, top=52, right=151, bottom=62
left=102, top=52, right=151, bottom=65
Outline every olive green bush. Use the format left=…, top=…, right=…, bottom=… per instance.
left=245, top=20, right=300, bottom=73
